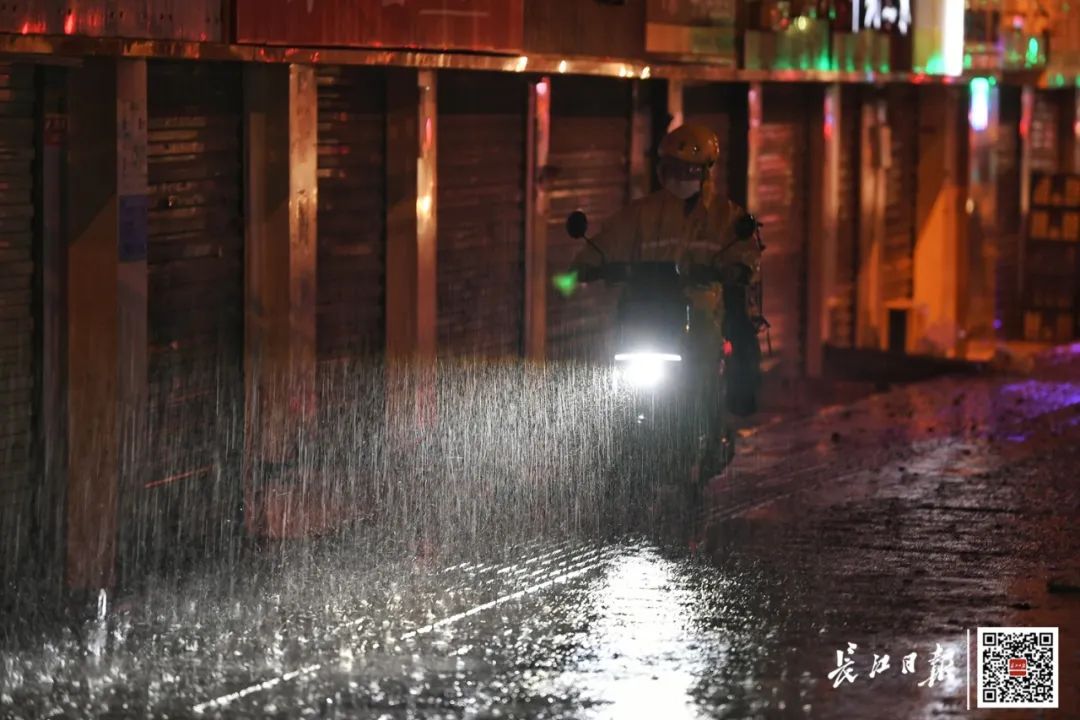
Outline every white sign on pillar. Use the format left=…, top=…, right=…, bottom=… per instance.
left=914, top=0, right=964, bottom=76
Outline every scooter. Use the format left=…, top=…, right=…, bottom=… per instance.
left=565, top=210, right=740, bottom=532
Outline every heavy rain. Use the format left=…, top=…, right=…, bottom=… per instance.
left=3, top=1, right=1080, bottom=718
left=4, top=344, right=1080, bottom=718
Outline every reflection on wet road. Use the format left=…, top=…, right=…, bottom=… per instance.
left=200, top=541, right=784, bottom=719
left=3, top=359, right=1080, bottom=718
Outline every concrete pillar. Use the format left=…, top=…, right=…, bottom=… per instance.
left=820, top=84, right=842, bottom=350
left=913, top=86, right=967, bottom=358
left=1070, top=89, right=1080, bottom=173
left=806, top=84, right=839, bottom=377
left=745, top=83, right=761, bottom=214
left=524, top=77, right=550, bottom=361
left=667, top=79, right=684, bottom=131
left=385, top=68, right=437, bottom=360
left=1016, top=85, right=1035, bottom=330
left=856, top=92, right=887, bottom=351
left=966, top=79, right=1001, bottom=354
left=65, top=58, right=148, bottom=592
left=242, top=63, right=318, bottom=535
left=384, top=68, right=437, bottom=428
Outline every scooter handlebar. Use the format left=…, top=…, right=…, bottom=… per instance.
left=574, top=261, right=750, bottom=287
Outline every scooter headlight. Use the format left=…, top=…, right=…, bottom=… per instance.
left=614, top=351, right=682, bottom=389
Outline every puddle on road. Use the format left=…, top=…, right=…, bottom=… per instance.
left=534, top=548, right=717, bottom=720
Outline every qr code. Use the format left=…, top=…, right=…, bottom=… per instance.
left=977, top=626, right=1059, bottom=708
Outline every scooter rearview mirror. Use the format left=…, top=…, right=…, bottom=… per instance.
left=735, top=213, right=760, bottom=240
left=566, top=210, right=589, bottom=240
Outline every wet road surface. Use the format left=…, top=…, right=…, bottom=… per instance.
left=3, top=350, right=1080, bottom=719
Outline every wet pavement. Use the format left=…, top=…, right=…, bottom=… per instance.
left=3, top=349, right=1080, bottom=719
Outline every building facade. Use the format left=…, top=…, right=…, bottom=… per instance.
left=0, top=0, right=1078, bottom=593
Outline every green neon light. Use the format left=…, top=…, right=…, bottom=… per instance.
left=552, top=271, right=579, bottom=298
left=925, top=54, right=945, bottom=75
left=1026, top=37, right=1040, bottom=67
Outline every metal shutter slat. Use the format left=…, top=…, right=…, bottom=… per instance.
left=316, top=66, right=386, bottom=364
left=545, top=76, right=629, bottom=363
left=135, top=61, right=245, bottom=575
left=0, top=62, right=35, bottom=582
left=437, top=72, right=526, bottom=359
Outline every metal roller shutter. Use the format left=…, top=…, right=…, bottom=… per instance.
left=316, top=66, right=386, bottom=363
left=437, top=71, right=527, bottom=358
left=831, top=85, right=861, bottom=348
left=545, top=76, right=630, bottom=362
left=756, top=85, right=809, bottom=376
left=684, top=83, right=738, bottom=208
left=141, top=61, right=244, bottom=567
left=315, top=65, right=386, bottom=429
left=883, top=85, right=917, bottom=302
left=0, top=63, right=36, bottom=580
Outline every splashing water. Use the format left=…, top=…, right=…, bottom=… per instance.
left=89, top=590, right=108, bottom=660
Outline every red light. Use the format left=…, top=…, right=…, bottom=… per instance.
left=63, top=13, right=76, bottom=34
left=19, top=21, right=30, bottom=35
left=723, top=340, right=733, bottom=357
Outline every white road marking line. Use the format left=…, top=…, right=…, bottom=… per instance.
left=193, top=664, right=322, bottom=714
left=497, top=541, right=581, bottom=574
left=192, top=545, right=615, bottom=714
left=441, top=540, right=588, bottom=594
left=343, top=539, right=591, bottom=630
left=440, top=538, right=575, bottom=577
left=399, top=551, right=615, bottom=640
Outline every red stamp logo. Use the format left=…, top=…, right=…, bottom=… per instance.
left=1008, top=658, right=1028, bottom=677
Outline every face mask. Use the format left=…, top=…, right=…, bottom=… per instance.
left=663, top=178, right=701, bottom=200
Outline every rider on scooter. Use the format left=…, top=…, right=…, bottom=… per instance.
left=563, top=123, right=764, bottom=477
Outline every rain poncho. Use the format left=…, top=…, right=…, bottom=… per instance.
left=571, top=187, right=761, bottom=324
left=571, top=186, right=764, bottom=418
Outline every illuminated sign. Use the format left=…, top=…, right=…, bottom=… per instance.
left=969, top=77, right=991, bottom=132
left=853, top=0, right=912, bottom=35
left=913, top=0, right=964, bottom=76
left=943, top=0, right=964, bottom=76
